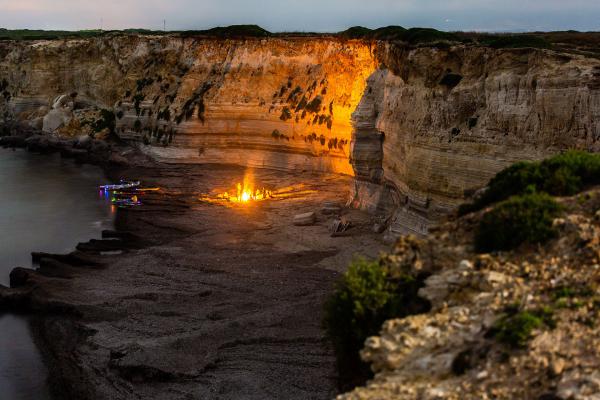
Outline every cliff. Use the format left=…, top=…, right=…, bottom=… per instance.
left=352, top=43, right=600, bottom=235
left=1, top=35, right=599, bottom=234
left=337, top=186, right=600, bottom=400
left=0, top=36, right=375, bottom=176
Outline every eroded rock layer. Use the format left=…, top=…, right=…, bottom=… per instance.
left=0, top=36, right=376, bottom=175
left=2, top=36, right=600, bottom=233
left=352, top=43, right=600, bottom=235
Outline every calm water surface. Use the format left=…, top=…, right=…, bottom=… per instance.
left=0, top=148, right=114, bottom=399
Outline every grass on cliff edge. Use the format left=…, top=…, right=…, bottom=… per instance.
left=474, top=191, right=563, bottom=252
left=0, top=28, right=163, bottom=41
left=488, top=305, right=556, bottom=348
left=323, top=257, right=429, bottom=390
left=179, top=25, right=271, bottom=38
left=460, top=150, right=600, bottom=215
left=337, top=26, right=555, bottom=48
left=339, top=26, right=461, bottom=44
left=0, top=25, right=561, bottom=50
left=464, top=150, right=600, bottom=252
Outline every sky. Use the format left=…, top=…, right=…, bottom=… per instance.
left=0, top=0, right=599, bottom=33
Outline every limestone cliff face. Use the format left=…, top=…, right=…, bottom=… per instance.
left=1, top=36, right=600, bottom=233
left=351, top=43, right=600, bottom=235
left=0, top=36, right=376, bottom=175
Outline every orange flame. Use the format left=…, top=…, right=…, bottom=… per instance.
left=213, top=171, right=273, bottom=204
left=229, top=182, right=272, bottom=203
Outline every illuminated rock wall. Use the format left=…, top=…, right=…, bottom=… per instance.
left=0, top=36, right=376, bottom=174
left=2, top=37, right=600, bottom=234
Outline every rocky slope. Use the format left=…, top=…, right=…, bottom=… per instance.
left=1, top=35, right=600, bottom=235
left=338, top=188, right=600, bottom=400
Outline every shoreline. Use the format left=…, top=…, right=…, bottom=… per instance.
left=0, top=134, right=387, bottom=399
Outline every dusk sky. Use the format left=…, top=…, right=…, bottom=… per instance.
left=1, top=0, right=599, bottom=32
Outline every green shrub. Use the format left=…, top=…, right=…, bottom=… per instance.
left=180, top=25, right=271, bottom=38
left=371, top=26, right=408, bottom=40
left=338, top=26, right=373, bottom=39
left=324, top=259, right=395, bottom=356
left=552, top=285, right=594, bottom=309
left=324, top=258, right=429, bottom=378
left=461, top=151, right=600, bottom=215
left=552, top=285, right=594, bottom=300
left=0, top=29, right=107, bottom=41
left=475, top=192, right=562, bottom=252
left=337, top=26, right=458, bottom=45
left=403, top=28, right=459, bottom=44
left=491, top=306, right=555, bottom=347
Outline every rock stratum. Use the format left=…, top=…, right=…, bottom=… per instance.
left=1, top=35, right=600, bottom=234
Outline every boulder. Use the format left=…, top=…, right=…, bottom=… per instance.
left=74, top=134, right=92, bottom=149
left=52, top=94, right=74, bottom=110
left=293, top=212, right=316, bottom=226
left=43, top=108, right=73, bottom=133
left=28, top=117, right=44, bottom=130
left=9, top=267, right=31, bottom=288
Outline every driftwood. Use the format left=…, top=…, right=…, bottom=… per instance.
left=329, top=217, right=351, bottom=236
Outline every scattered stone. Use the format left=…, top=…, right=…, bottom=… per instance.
left=74, top=134, right=92, bottom=149
left=381, top=235, right=431, bottom=277
left=293, top=212, right=316, bottom=226
left=372, top=222, right=387, bottom=233
left=550, top=358, right=566, bottom=377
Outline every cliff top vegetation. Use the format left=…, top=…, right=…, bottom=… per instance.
left=1, top=25, right=600, bottom=56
